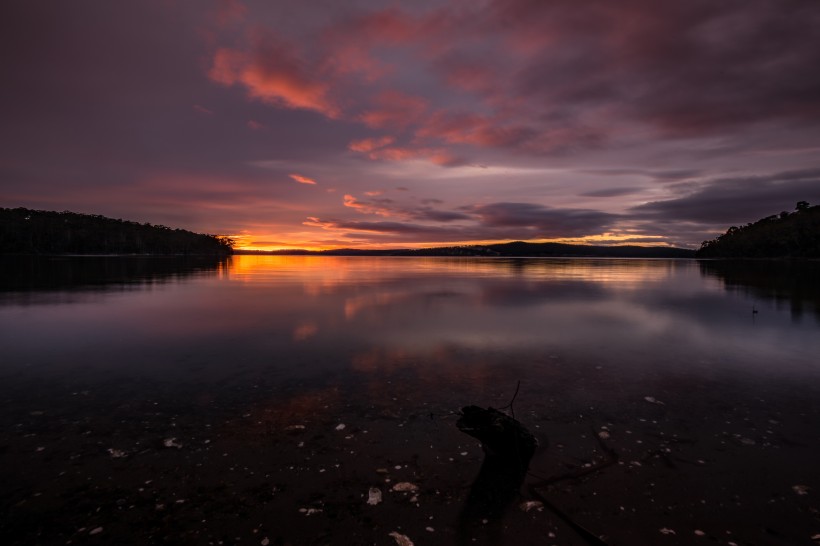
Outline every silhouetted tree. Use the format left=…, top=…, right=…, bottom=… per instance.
left=0, top=208, right=234, bottom=255
left=697, top=202, right=820, bottom=258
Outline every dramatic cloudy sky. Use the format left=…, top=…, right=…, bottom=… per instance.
left=2, top=0, right=820, bottom=249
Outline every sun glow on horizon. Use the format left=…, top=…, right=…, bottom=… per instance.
left=231, top=232, right=675, bottom=252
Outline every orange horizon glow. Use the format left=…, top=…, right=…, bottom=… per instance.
left=229, top=232, right=673, bottom=252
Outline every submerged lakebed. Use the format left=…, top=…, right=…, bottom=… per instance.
left=1, top=255, right=819, bottom=545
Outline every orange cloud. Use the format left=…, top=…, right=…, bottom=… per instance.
left=209, top=45, right=339, bottom=118
left=343, top=194, right=394, bottom=217
left=364, top=145, right=464, bottom=166
left=348, top=136, right=395, bottom=152
left=289, top=173, right=317, bottom=185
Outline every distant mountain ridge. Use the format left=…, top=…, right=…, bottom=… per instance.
left=240, top=241, right=695, bottom=258
left=697, top=202, right=820, bottom=258
left=0, top=207, right=234, bottom=255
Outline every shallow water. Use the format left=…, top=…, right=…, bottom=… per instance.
left=1, top=256, right=819, bottom=545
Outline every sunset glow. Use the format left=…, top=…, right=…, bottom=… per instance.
left=2, top=1, right=819, bottom=251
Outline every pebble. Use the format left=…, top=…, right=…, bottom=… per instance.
left=367, top=488, right=382, bottom=505
left=793, top=485, right=810, bottom=495
left=163, top=438, right=183, bottom=449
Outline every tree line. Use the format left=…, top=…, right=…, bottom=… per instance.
left=697, top=201, right=820, bottom=258
left=0, top=207, right=234, bottom=255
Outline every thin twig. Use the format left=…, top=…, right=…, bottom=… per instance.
left=498, top=380, right=521, bottom=419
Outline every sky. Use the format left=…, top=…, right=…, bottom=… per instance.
left=2, top=0, right=820, bottom=250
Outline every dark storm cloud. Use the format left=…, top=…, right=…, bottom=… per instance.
left=496, top=0, right=820, bottom=136
left=580, top=187, right=645, bottom=198
left=473, top=203, right=619, bottom=237
left=415, top=209, right=473, bottom=222
left=308, top=200, right=622, bottom=242
left=343, top=194, right=471, bottom=222
left=579, top=169, right=703, bottom=182
left=630, top=169, right=820, bottom=224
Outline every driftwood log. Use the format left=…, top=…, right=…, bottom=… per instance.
left=455, top=406, right=538, bottom=544
left=456, top=406, right=611, bottom=546
left=456, top=405, right=538, bottom=467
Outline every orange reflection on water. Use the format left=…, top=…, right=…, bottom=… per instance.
left=292, top=321, right=318, bottom=341
left=226, top=255, right=681, bottom=287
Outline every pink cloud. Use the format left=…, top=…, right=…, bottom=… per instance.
left=440, top=62, right=499, bottom=94
left=214, top=0, right=247, bottom=27
left=289, top=173, right=317, bottom=185
left=416, top=111, right=532, bottom=148
left=328, top=8, right=420, bottom=46
left=359, top=90, right=429, bottom=129
left=246, top=120, right=265, bottom=130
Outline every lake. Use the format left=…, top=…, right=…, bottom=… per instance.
left=1, top=255, right=819, bottom=545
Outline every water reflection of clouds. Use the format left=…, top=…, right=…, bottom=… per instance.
left=4, top=256, right=819, bottom=387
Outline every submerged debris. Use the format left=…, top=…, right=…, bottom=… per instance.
left=644, top=396, right=665, bottom=405
left=389, top=531, right=414, bottom=546
left=335, top=423, right=346, bottom=431
left=659, top=527, right=676, bottom=535
left=298, top=508, right=323, bottom=516
left=793, top=484, right=811, bottom=495
left=107, top=448, right=127, bottom=458
left=520, top=500, right=544, bottom=512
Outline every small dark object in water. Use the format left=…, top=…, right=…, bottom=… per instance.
left=456, top=405, right=537, bottom=467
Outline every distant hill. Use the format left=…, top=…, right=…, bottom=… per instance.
left=0, top=208, right=234, bottom=255
left=242, top=241, right=695, bottom=258
left=697, top=202, right=820, bottom=258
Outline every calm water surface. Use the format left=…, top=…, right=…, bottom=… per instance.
left=1, top=256, right=819, bottom=545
